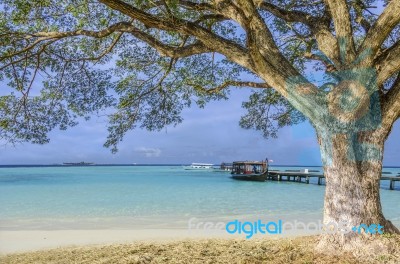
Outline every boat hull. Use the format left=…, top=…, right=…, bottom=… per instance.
left=184, top=167, right=213, bottom=170
left=183, top=163, right=214, bottom=170
left=231, top=171, right=268, bottom=182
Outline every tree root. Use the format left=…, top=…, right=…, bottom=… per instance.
left=315, top=223, right=400, bottom=261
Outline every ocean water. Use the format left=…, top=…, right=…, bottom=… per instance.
left=0, top=165, right=399, bottom=230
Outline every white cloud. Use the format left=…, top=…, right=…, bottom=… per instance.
left=135, top=147, right=162, bottom=158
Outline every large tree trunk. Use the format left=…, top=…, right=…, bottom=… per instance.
left=316, top=131, right=399, bottom=252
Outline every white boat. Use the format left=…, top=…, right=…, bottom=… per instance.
left=184, top=163, right=214, bottom=170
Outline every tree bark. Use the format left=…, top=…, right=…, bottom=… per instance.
left=316, top=131, right=399, bottom=252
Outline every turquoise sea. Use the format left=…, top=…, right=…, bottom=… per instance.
left=0, top=165, right=399, bottom=230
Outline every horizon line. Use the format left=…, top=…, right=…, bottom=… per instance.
left=0, top=163, right=400, bottom=168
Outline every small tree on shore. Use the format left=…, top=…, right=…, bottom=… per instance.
left=1, top=0, right=399, bottom=251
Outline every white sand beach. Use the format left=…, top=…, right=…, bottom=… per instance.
left=0, top=227, right=308, bottom=254
left=0, top=229, right=221, bottom=254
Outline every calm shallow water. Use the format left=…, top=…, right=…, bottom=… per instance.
left=0, top=165, right=399, bottom=230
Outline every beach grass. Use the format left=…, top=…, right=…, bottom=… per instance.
left=2, top=235, right=400, bottom=264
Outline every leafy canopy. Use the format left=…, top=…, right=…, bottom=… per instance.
left=0, top=0, right=398, bottom=151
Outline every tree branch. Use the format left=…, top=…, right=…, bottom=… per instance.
left=2, top=21, right=212, bottom=67
left=129, top=30, right=211, bottom=58
left=259, top=1, right=340, bottom=65
left=187, top=80, right=270, bottom=94
left=260, top=2, right=316, bottom=24
left=0, top=22, right=133, bottom=62
left=358, top=0, right=400, bottom=67
left=0, top=37, right=50, bottom=61
left=98, top=0, right=253, bottom=69
left=0, top=40, right=56, bottom=70
left=235, top=1, right=296, bottom=92
left=29, top=22, right=132, bottom=39
left=234, top=0, right=321, bottom=121
left=174, top=1, right=214, bottom=11
left=352, top=0, right=371, bottom=32
left=380, top=74, right=400, bottom=139
left=324, top=0, right=356, bottom=63
left=376, top=40, right=400, bottom=86
left=120, top=0, right=215, bottom=13
left=304, top=51, right=337, bottom=72
left=194, top=14, right=227, bottom=24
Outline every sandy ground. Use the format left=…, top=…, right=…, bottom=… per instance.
left=1, top=235, right=400, bottom=264
left=0, top=224, right=318, bottom=254
left=1, top=228, right=302, bottom=254
left=4, top=227, right=398, bottom=263
left=0, top=229, right=226, bottom=254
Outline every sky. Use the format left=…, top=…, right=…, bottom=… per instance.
left=0, top=87, right=399, bottom=166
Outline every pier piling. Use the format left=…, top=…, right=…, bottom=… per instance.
left=267, top=171, right=397, bottom=190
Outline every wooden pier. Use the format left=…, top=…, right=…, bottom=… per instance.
left=381, top=176, right=400, bottom=190
left=219, top=162, right=233, bottom=171
left=267, top=171, right=400, bottom=190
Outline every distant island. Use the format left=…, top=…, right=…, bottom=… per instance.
left=63, top=162, right=94, bottom=166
